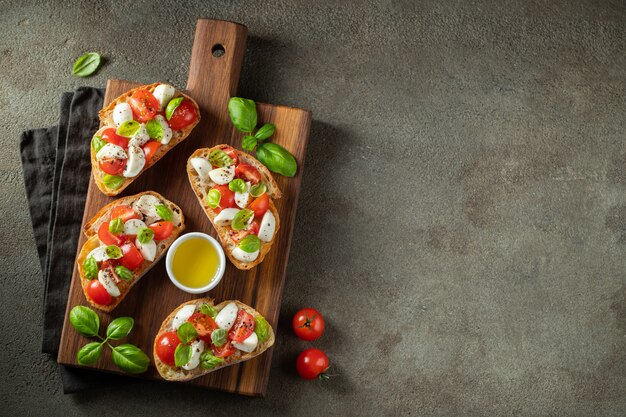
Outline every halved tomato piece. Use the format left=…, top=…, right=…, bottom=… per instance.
left=98, top=221, right=125, bottom=246
left=188, top=313, right=218, bottom=343
left=149, top=221, right=173, bottom=241
left=142, top=140, right=160, bottom=163
left=220, top=145, right=239, bottom=165
left=211, top=184, right=236, bottom=213
left=228, top=220, right=259, bottom=244
left=168, top=99, right=197, bottom=130
left=235, top=163, right=261, bottom=184
left=109, top=205, right=140, bottom=222
left=228, top=309, right=255, bottom=343
left=101, top=127, right=129, bottom=148
left=99, top=158, right=126, bottom=175
left=128, top=89, right=160, bottom=122
left=212, top=340, right=236, bottom=358
left=119, top=241, right=144, bottom=270
left=86, top=279, right=113, bottom=306
left=248, top=194, right=269, bottom=218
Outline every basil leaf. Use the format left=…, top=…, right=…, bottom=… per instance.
left=208, top=149, right=233, bottom=168
left=115, top=265, right=133, bottom=281
left=145, top=119, right=163, bottom=140
left=228, top=97, right=257, bottom=133
left=91, top=135, right=105, bottom=153
left=117, top=120, right=141, bottom=138
left=177, top=322, right=198, bottom=344
left=83, top=256, right=98, bottom=280
left=105, top=245, right=122, bottom=259
left=210, top=328, right=227, bottom=347
left=255, top=123, right=275, bottom=140
left=256, top=143, right=297, bottom=177
left=109, top=218, right=124, bottom=234
left=137, top=227, right=154, bottom=244
left=229, top=178, right=246, bottom=193
left=242, top=135, right=257, bottom=152
left=77, top=342, right=103, bottom=365
left=155, top=204, right=173, bottom=221
left=254, top=316, right=270, bottom=342
left=200, top=303, right=217, bottom=318
left=102, top=174, right=124, bottom=190
left=249, top=182, right=266, bottom=198
left=238, top=234, right=261, bottom=253
left=69, top=306, right=100, bottom=337
left=72, top=52, right=101, bottom=77
left=111, top=344, right=150, bottom=374
left=200, top=351, right=225, bottom=370
left=231, top=209, right=254, bottom=231
left=174, top=343, right=192, bottom=367
left=165, top=97, right=184, bottom=121
left=106, top=317, right=134, bottom=340
left=206, top=189, right=221, bottom=209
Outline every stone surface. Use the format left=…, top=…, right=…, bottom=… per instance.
left=1, top=0, right=626, bottom=415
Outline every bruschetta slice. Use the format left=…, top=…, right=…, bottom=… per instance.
left=153, top=298, right=275, bottom=381
left=187, top=145, right=281, bottom=270
left=76, top=191, right=185, bottom=311
left=92, top=83, right=201, bottom=196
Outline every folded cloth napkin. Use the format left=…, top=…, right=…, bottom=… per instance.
left=21, top=87, right=134, bottom=393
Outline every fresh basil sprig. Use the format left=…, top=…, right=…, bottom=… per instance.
left=255, top=123, right=275, bottom=140
left=211, top=328, right=227, bottom=347
left=256, top=143, right=297, bottom=177
left=83, top=256, right=98, bottom=280
left=92, top=136, right=105, bottom=153
left=70, top=306, right=100, bottom=337
left=232, top=209, right=254, bottom=231
left=72, top=52, right=101, bottom=77
left=177, top=322, right=198, bottom=344
left=200, top=351, right=224, bottom=370
left=115, top=265, right=133, bottom=281
left=229, top=178, right=246, bottom=193
left=155, top=204, right=173, bottom=221
left=200, top=303, right=217, bottom=318
left=242, top=135, right=257, bottom=152
left=109, top=218, right=124, bottom=234
left=206, top=189, right=221, bottom=209
left=106, top=317, right=134, bottom=340
left=166, top=97, right=184, bottom=121
left=111, top=344, right=150, bottom=374
left=228, top=97, right=257, bottom=133
left=117, top=120, right=141, bottom=138
left=209, top=149, right=233, bottom=167
left=174, top=344, right=192, bottom=367
left=105, top=245, right=122, bottom=259
left=145, top=119, right=163, bottom=140
left=102, top=174, right=124, bottom=190
left=137, top=227, right=154, bottom=244
left=238, top=234, right=261, bottom=253
left=254, top=316, right=270, bottom=342
left=249, top=182, right=266, bottom=198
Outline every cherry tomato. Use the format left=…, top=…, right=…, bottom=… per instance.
left=155, top=331, right=181, bottom=366
left=109, top=205, right=140, bottom=222
left=149, top=221, right=173, bottom=241
left=235, top=163, right=261, bottom=184
left=211, top=184, right=236, bottom=213
left=228, top=310, right=255, bottom=343
left=168, top=99, right=197, bottom=130
left=293, top=308, right=325, bottom=341
left=101, top=127, right=129, bottom=148
left=142, top=140, right=160, bottom=163
left=220, top=145, right=239, bottom=165
left=212, top=340, right=236, bottom=358
left=86, top=279, right=113, bottom=306
left=296, top=348, right=330, bottom=380
left=98, top=221, right=125, bottom=246
left=188, top=313, right=218, bottom=343
left=98, top=158, right=126, bottom=175
left=128, top=89, right=160, bottom=122
left=248, top=194, right=269, bottom=218
left=119, top=241, right=144, bottom=270
left=228, top=220, right=259, bottom=244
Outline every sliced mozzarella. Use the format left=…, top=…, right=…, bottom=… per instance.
left=135, top=237, right=156, bottom=262
left=214, top=208, right=240, bottom=226
left=132, top=194, right=162, bottom=224
left=122, top=145, right=146, bottom=178
left=232, top=247, right=259, bottom=263
left=182, top=339, right=205, bottom=370
left=154, top=114, right=173, bottom=145
left=98, top=269, right=121, bottom=297
left=232, top=331, right=258, bottom=353
left=128, top=123, right=150, bottom=147
left=123, top=219, right=147, bottom=235
left=153, top=84, right=176, bottom=111
left=190, top=157, right=212, bottom=181
left=215, top=303, right=238, bottom=331
left=113, top=102, right=133, bottom=127
left=258, top=211, right=276, bottom=242
left=87, top=246, right=108, bottom=262
left=172, top=305, right=196, bottom=330
left=208, top=165, right=235, bottom=185
left=96, top=143, right=127, bottom=161
left=235, top=181, right=251, bottom=208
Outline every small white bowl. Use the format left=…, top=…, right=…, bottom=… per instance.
left=165, top=232, right=226, bottom=294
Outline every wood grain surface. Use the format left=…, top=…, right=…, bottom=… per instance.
left=57, top=19, right=311, bottom=396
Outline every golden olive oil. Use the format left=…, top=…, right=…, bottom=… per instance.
left=171, top=238, right=219, bottom=288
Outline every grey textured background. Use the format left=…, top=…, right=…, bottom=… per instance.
left=1, top=0, right=626, bottom=415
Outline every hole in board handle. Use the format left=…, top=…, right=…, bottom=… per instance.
left=212, top=44, right=225, bottom=58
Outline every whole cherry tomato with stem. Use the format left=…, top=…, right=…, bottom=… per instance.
left=292, top=308, right=325, bottom=341
left=296, top=348, right=330, bottom=380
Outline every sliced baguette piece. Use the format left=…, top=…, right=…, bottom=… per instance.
left=153, top=298, right=275, bottom=381
left=76, top=191, right=185, bottom=312
left=93, top=82, right=201, bottom=196
left=187, top=145, right=281, bottom=270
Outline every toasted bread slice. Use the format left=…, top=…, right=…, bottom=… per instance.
left=187, top=145, right=281, bottom=270
left=153, top=298, right=275, bottom=381
left=76, top=191, right=185, bottom=312
left=93, top=83, right=201, bottom=196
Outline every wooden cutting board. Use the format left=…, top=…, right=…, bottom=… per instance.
left=57, top=19, right=311, bottom=396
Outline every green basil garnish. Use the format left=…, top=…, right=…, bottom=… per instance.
left=116, top=120, right=141, bottom=138
left=249, top=182, right=266, bottom=198
left=200, top=303, right=217, bottom=318
left=255, top=123, right=275, bottom=140
left=165, top=97, right=184, bottom=121
left=208, top=149, right=233, bottom=168
left=231, top=209, right=254, bottom=231
left=206, top=189, right=221, bottom=209
left=228, top=97, right=257, bottom=133
left=69, top=306, right=100, bottom=337
left=114, top=266, right=133, bottom=281
left=109, top=218, right=124, bottom=234
left=256, top=142, right=297, bottom=177
left=77, top=342, right=103, bottom=365
left=238, top=234, right=261, bottom=253
left=83, top=256, right=98, bottom=280
left=105, top=245, right=122, bottom=259
left=242, top=135, right=257, bottom=152
left=106, top=317, right=134, bottom=340
left=254, top=316, right=270, bottom=342
left=102, top=174, right=124, bottom=190
left=91, top=135, right=105, bottom=153
left=155, top=204, right=173, bottom=221
left=145, top=118, right=163, bottom=140
left=72, top=52, right=101, bottom=77
left=229, top=178, right=246, bottom=193
left=174, top=343, right=192, bottom=367
left=177, top=322, right=198, bottom=344
left=111, top=344, right=150, bottom=374
left=137, top=228, right=154, bottom=244
left=211, top=328, right=227, bottom=347
left=200, top=351, right=224, bottom=370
